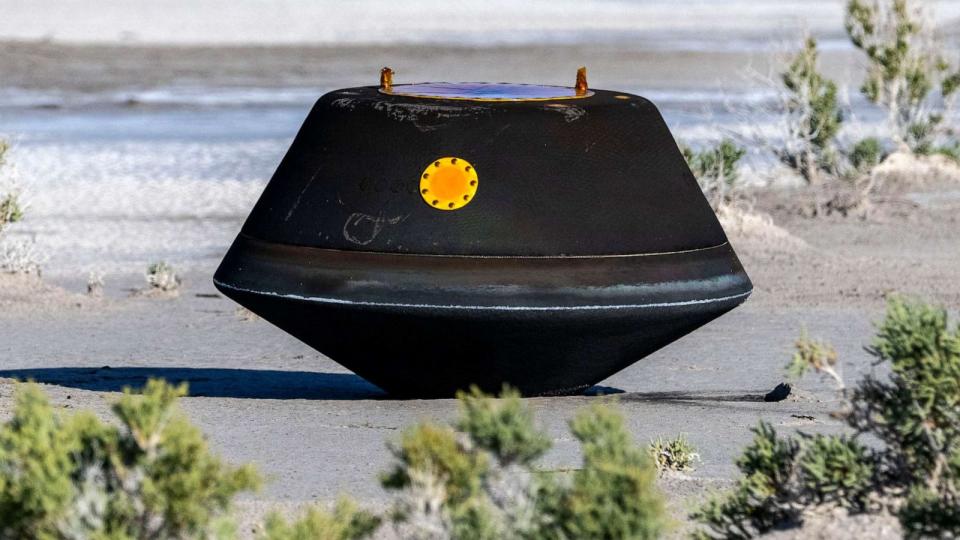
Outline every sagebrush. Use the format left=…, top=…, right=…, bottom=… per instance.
left=846, top=0, right=960, bottom=156
left=0, top=141, right=23, bottom=237
left=382, top=386, right=667, bottom=539
left=0, top=381, right=669, bottom=539
left=0, top=140, right=45, bottom=275
left=694, top=296, right=960, bottom=538
left=744, top=0, right=960, bottom=192
left=260, top=499, right=380, bottom=540
left=681, top=139, right=747, bottom=209
left=0, top=379, right=261, bottom=539
left=777, top=37, right=844, bottom=184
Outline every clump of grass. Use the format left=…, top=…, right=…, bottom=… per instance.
left=786, top=328, right=844, bottom=392
left=681, top=139, right=747, bottom=209
left=649, top=435, right=700, bottom=473
left=146, top=261, right=182, bottom=292
left=0, top=238, right=44, bottom=276
left=693, top=296, right=960, bottom=538
left=86, top=270, right=104, bottom=296
left=0, top=379, right=261, bottom=538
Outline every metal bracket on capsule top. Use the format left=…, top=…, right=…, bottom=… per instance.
left=380, top=67, right=393, bottom=91
left=575, top=66, right=588, bottom=96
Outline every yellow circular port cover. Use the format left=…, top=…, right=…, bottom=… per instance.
left=419, top=157, right=478, bottom=211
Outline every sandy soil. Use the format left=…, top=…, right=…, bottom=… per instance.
left=2, top=178, right=958, bottom=536
left=744, top=184, right=960, bottom=309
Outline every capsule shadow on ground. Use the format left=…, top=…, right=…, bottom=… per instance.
left=0, top=367, right=388, bottom=400
left=0, top=367, right=633, bottom=401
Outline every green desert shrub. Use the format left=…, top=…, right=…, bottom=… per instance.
left=146, top=261, right=182, bottom=292
left=0, top=140, right=23, bottom=236
left=849, top=137, right=888, bottom=174
left=786, top=328, right=843, bottom=391
left=0, top=379, right=261, bottom=539
left=796, top=434, right=874, bottom=507
left=692, top=422, right=801, bottom=539
left=649, top=435, right=699, bottom=473
left=259, top=499, right=380, bottom=540
left=455, top=386, right=552, bottom=467
left=850, top=297, right=960, bottom=487
left=777, top=37, right=844, bottom=184
left=931, top=141, right=960, bottom=163
left=899, top=485, right=960, bottom=539
left=681, top=139, right=747, bottom=209
left=0, top=191, right=23, bottom=233
left=695, top=296, right=960, bottom=538
left=692, top=424, right=875, bottom=539
left=761, top=35, right=896, bottom=184
left=0, top=140, right=43, bottom=275
left=845, top=0, right=960, bottom=154
left=562, top=404, right=666, bottom=540
left=381, top=422, right=489, bottom=508
left=382, top=387, right=667, bottom=539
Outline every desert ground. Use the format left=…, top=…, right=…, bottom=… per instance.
left=1, top=39, right=959, bottom=537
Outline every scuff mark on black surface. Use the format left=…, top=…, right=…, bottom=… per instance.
left=342, top=212, right=407, bottom=246
left=285, top=167, right=323, bottom=221
left=544, top=103, right=587, bottom=123
left=371, top=101, right=492, bottom=132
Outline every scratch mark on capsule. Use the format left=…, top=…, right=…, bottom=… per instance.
left=285, top=167, right=323, bottom=221
left=342, top=212, right=407, bottom=246
left=544, top=103, right=587, bottom=123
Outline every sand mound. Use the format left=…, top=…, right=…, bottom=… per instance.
left=871, top=151, right=960, bottom=189
left=716, top=204, right=806, bottom=250
left=0, top=273, right=101, bottom=313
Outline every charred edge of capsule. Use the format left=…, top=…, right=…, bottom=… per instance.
left=575, top=66, right=588, bottom=96
left=380, top=67, right=394, bottom=91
